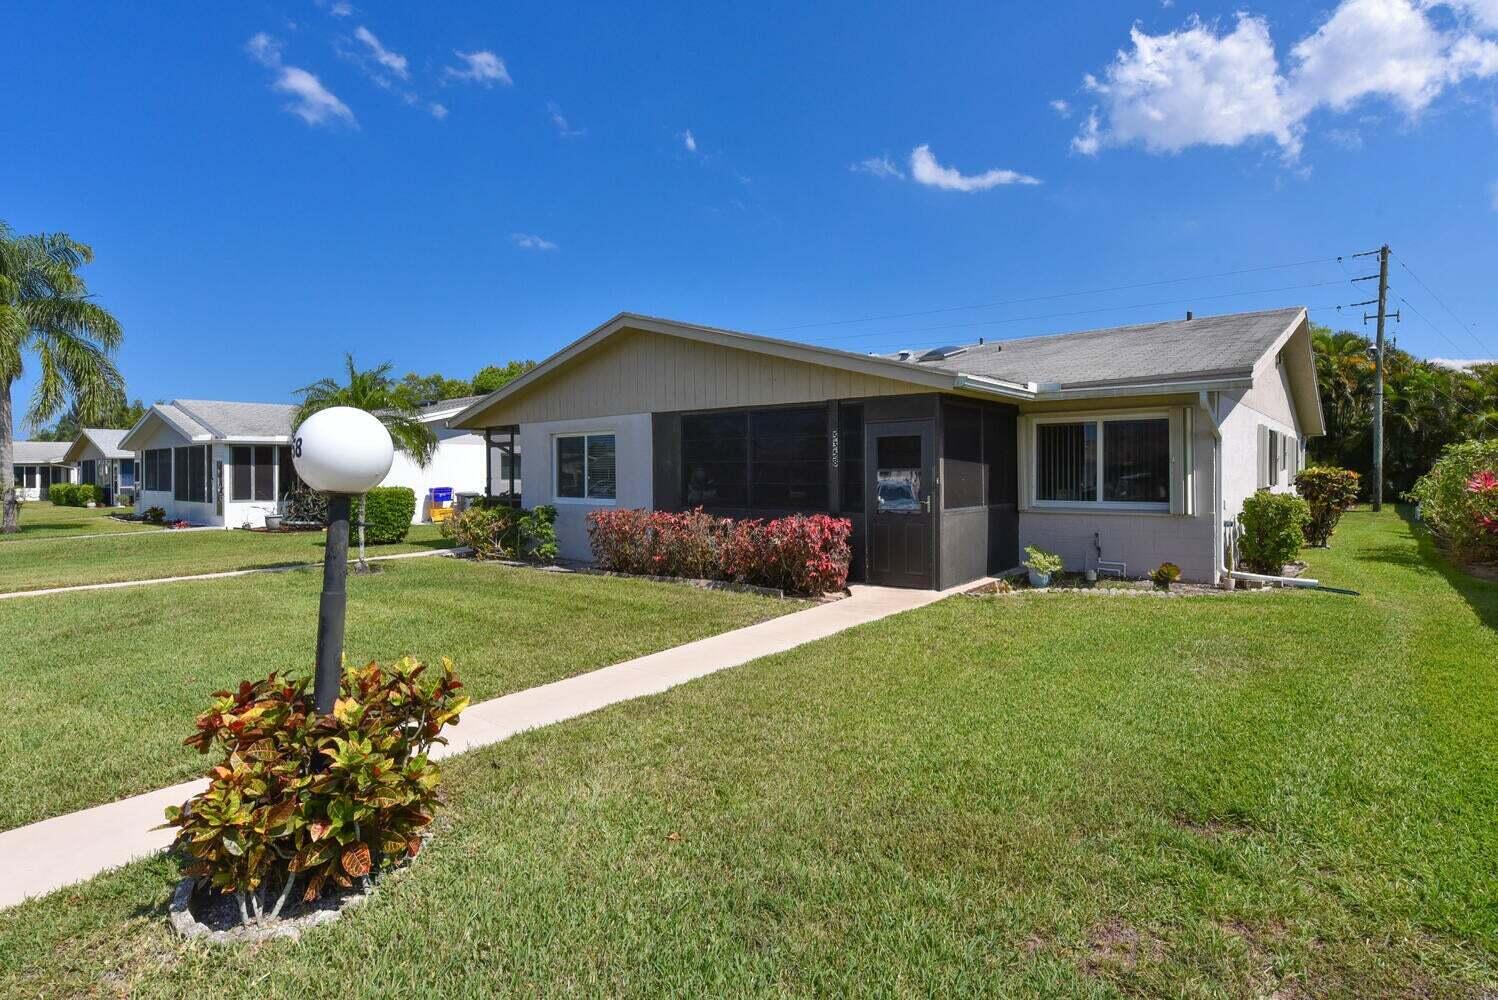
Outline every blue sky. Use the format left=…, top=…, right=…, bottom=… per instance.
left=5, top=0, right=1498, bottom=426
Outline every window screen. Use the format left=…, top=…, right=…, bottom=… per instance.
left=231, top=446, right=253, bottom=501
left=586, top=435, right=616, bottom=500
left=682, top=412, right=748, bottom=507
left=1036, top=422, right=1096, bottom=502
left=749, top=407, right=827, bottom=509
left=254, top=446, right=275, bottom=501
left=556, top=436, right=585, bottom=498
left=943, top=404, right=983, bottom=509
left=555, top=433, right=614, bottom=501
left=174, top=449, right=190, bottom=501
left=279, top=446, right=300, bottom=499
left=1102, top=419, right=1169, bottom=502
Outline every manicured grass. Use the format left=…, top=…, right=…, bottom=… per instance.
left=0, top=500, right=161, bottom=541
left=2, top=510, right=1495, bottom=997
left=0, top=523, right=454, bottom=593
left=0, top=558, right=800, bottom=830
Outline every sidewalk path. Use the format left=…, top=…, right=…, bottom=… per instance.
left=0, top=581, right=971, bottom=909
left=0, top=546, right=466, bottom=601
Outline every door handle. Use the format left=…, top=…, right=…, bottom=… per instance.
left=921, top=495, right=932, bottom=513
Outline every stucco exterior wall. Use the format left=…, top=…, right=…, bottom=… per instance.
left=516, top=413, right=653, bottom=562
left=1218, top=353, right=1303, bottom=524
left=381, top=428, right=485, bottom=522
left=1015, top=400, right=1221, bottom=582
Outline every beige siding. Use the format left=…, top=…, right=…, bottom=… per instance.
left=475, top=330, right=925, bottom=424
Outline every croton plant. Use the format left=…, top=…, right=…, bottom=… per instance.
left=161, top=657, right=468, bottom=925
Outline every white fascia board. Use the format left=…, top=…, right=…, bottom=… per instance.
left=1034, top=375, right=1254, bottom=401
left=952, top=373, right=1037, bottom=400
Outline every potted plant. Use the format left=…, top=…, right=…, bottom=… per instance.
left=1023, top=545, right=1064, bottom=588
left=1150, top=562, right=1182, bottom=590
left=264, top=512, right=284, bottom=532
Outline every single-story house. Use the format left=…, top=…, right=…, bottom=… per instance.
left=120, top=397, right=487, bottom=527
left=11, top=441, right=75, bottom=500
left=382, top=395, right=489, bottom=521
left=63, top=429, right=136, bottom=507
left=452, top=307, right=1323, bottom=588
left=120, top=400, right=302, bottom=528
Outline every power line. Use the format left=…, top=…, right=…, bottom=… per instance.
left=1389, top=250, right=1494, bottom=359
left=753, top=256, right=1343, bottom=336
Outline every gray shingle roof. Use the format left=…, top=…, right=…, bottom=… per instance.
left=169, top=400, right=298, bottom=439
left=896, top=307, right=1305, bottom=388
left=418, top=394, right=486, bottom=417
left=80, top=428, right=134, bottom=459
left=12, top=440, right=71, bottom=464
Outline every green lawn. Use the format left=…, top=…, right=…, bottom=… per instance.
left=0, top=558, right=799, bottom=830
left=2, top=510, right=1495, bottom=997
left=0, top=522, right=454, bottom=593
left=0, top=500, right=161, bottom=541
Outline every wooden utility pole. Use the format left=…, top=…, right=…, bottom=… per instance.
left=1372, top=244, right=1389, bottom=511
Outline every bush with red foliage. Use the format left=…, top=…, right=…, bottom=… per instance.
left=586, top=507, right=851, bottom=596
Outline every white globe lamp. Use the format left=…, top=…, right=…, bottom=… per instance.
left=292, top=406, right=395, bottom=495
left=292, top=405, right=396, bottom=714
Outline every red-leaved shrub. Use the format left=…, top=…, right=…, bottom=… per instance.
left=586, top=507, right=852, bottom=596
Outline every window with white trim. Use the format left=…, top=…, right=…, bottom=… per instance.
left=1034, top=415, right=1170, bottom=508
left=555, top=433, right=616, bottom=501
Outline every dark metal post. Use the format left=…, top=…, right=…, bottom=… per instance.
left=314, top=493, right=351, bottom=714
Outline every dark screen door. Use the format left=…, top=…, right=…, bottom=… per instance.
left=866, top=420, right=935, bottom=588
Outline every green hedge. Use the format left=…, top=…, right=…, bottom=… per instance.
left=1406, top=438, right=1498, bottom=563
left=47, top=483, right=98, bottom=507
left=361, top=487, right=415, bottom=544
left=1238, top=489, right=1310, bottom=574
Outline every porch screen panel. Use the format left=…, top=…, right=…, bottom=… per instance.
left=254, top=446, right=275, bottom=501
left=279, top=447, right=300, bottom=499
left=1102, top=419, right=1169, bottom=503
left=943, top=404, right=983, bottom=509
left=174, top=449, right=190, bottom=501
left=1035, top=422, right=1096, bottom=502
left=188, top=446, right=208, bottom=503
left=749, top=407, right=827, bottom=510
left=838, top=404, right=864, bottom=513
left=231, top=447, right=253, bottom=501
left=682, top=412, right=748, bottom=507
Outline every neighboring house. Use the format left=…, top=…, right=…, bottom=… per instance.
left=452, top=307, right=1323, bottom=588
left=11, top=441, right=74, bottom=500
left=120, top=400, right=301, bottom=528
left=381, top=395, right=489, bottom=522
left=63, top=429, right=136, bottom=506
left=119, top=396, right=487, bottom=528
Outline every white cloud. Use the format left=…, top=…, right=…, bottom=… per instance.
left=1326, top=126, right=1365, bottom=148
left=1431, top=356, right=1498, bottom=369
left=429, top=102, right=449, bottom=120
left=353, top=25, right=408, bottom=80
left=329, top=1, right=353, bottom=16
left=512, top=233, right=558, bottom=251
left=681, top=128, right=698, bottom=153
left=908, top=144, right=1040, bottom=190
left=1074, top=1, right=1498, bottom=159
left=850, top=155, right=904, bottom=179
left=1071, top=108, right=1102, bottom=155
left=245, top=33, right=355, bottom=127
left=1049, top=98, right=1072, bottom=117
left=547, top=101, right=584, bottom=137
left=445, top=50, right=512, bottom=86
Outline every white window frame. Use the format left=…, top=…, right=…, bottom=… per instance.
left=552, top=431, right=617, bottom=505
left=1030, top=410, right=1173, bottom=513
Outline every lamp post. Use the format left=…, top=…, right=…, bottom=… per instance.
left=291, top=407, right=395, bottom=715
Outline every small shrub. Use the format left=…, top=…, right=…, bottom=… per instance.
left=1406, top=439, right=1498, bottom=564
left=143, top=506, right=166, bottom=525
left=361, top=487, right=415, bottom=544
left=48, top=482, right=68, bottom=505
left=161, top=658, right=468, bottom=925
left=1022, top=545, right=1064, bottom=576
left=1150, top=562, right=1182, bottom=588
left=586, top=508, right=852, bottom=596
left=1295, top=466, right=1361, bottom=547
left=441, top=501, right=558, bottom=563
left=1237, top=489, right=1310, bottom=574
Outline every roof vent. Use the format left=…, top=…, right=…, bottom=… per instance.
left=895, top=350, right=914, bottom=361
left=918, top=345, right=968, bottom=362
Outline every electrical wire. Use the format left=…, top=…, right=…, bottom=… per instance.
left=1389, top=250, right=1494, bottom=359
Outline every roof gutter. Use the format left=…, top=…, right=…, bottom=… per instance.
left=951, top=373, right=1037, bottom=400
left=1033, top=374, right=1254, bottom=401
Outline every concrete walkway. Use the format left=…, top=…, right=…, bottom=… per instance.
left=0, top=546, right=467, bottom=601
left=0, top=581, right=968, bottom=909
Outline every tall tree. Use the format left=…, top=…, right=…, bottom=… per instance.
left=0, top=222, right=124, bottom=532
left=33, top=396, right=146, bottom=440
left=471, top=359, right=536, bottom=394
left=294, top=355, right=437, bottom=568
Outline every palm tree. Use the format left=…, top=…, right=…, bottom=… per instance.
left=0, top=222, right=124, bottom=533
left=293, top=355, right=436, bottom=569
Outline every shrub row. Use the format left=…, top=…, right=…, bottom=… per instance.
left=586, top=508, right=852, bottom=596
left=440, top=501, right=558, bottom=563
left=361, top=487, right=415, bottom=545
left=48, top=482, right=98, bottom=507
left=1406, top=438, right=1498, bottom=564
